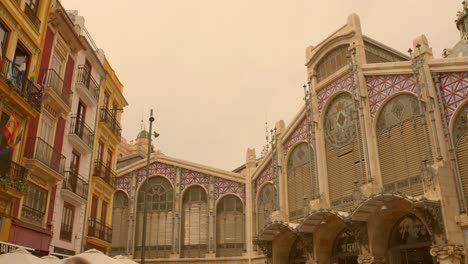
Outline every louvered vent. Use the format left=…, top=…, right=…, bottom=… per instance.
left=454, top=103, right=468, bottom=210
left=324, top=93, right=366, bottom=211
left=257, top=184, right=274, bottom=233
left=181, top=186, right=209, bottom=258
left=216, top=195, right=245, bottom=257
left=110, top=191, right=129, bottom=256
left=377, top=94, right=430, bottom=197
left=133, top=177, right=174, bottom=259
left=287, top=143, right=316, bottom=222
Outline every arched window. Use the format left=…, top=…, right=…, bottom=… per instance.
left=331, top=229, right=358, bottom=264
left=287, top=143, right=315, bottom=222
left=134, top=177, right=174, bottom=259
left=454, top=103, right=468, bottom=209
left=316, top=46, right=349, bottom=82
left=324, top=92, right=364, bottom=210
left=257, top=183, right=274, bottom=232
left=288, top=238, right=307, bottom=264
left=387, top=214, right=433, bottom=263
left=216, top=195, right=244, bottom=257
left=376, top=93, right=430, bottom=196
left=111, top=191, right=129, bottom=256
left=181, top=185, right=209, bottom=258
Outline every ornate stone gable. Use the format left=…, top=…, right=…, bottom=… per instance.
left=317, top=71, right=353, bottom=111
left=135, top=162, right=176, bottom=187
left=255, top=160, right=273, bottom=192
left=283, top=116, right=308, bottom=157
left=366, top=74, right=417, bottom=118
left=180, top=168, right=210, bottom=191
left=214, top=177, right=245, bottom=201
left=439, top=72, right=468, bottom=120
left=115, top=173, right=132, bottom=194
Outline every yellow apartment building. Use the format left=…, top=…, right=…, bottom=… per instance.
left=0, top=0, right=52, bottom=247
left=83, top=56, right=127, bottom=252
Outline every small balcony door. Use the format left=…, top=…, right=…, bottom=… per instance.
left=75, top=101, right=87, bottom=137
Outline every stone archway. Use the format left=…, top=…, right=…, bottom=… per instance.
left=350, top=193, right=445, bottom=263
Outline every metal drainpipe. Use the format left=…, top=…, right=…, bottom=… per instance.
left=432, top=74, right=466, bottom=213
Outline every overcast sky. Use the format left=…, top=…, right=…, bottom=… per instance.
left=61, top=0, right=461, bottom=171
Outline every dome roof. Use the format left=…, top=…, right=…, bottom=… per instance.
left=136, top=130, right=150, bottom=139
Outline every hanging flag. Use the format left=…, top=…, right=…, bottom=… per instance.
left=3, top=113, right=18, bottom=148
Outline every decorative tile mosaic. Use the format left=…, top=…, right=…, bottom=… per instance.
left=366, top=74, right=417, bottom=118
left=214, top=177, right=245, bottom=201
left=115, top=173, right=131, bottom=194
left=136, top=162, right=176, bottom=187
left=255, top=160, right=273, bottom=192
left=317, top=71, right=353, bottom=111
left=283, top=116, right=308, bottom=157
left=439, top=72, right=468, bottom=121
left=180, top=168, right=210, bottom=191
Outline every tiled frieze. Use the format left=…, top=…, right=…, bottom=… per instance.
left=115, top=173, right=132, bottom=194
left=439, top=72, right=468, bottom=121
left=366, top=74, right=417, bottom=118
left=255, top=160, right=273, bottom=192
left=214, top=177, right=245, bottom=201
left=317, top=71, right=353, bottom=111
left=180, top=168, right=210, bottom=191
left=136, top=162, right=176, bottom=187
left=283, top=116, right=308, bottom=157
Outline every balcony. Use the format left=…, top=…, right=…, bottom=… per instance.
left=21, top=205, right=45, bottom=226
left=61, top=171, right=89, bottom=205
left=41, top=69, right=72, bottom=113
left=0, top=58, right=42, bottom=113
left=93, top=160, right=115, bottom=188
left=60, top=223, right=73, bottom=241
left=68, top=115, right=94, bottom=154
left=24, top=3, right=41, bottom=30
left=88, top=218, right=112, bottom=243
left=74, top=66, right=99, bottom=106
left=99, top=108, right=121, bottom=139
left=23, top=137, right=66, bottom=182
left=0, top=160, right=28, bottom=192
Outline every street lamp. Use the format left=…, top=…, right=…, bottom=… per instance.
left=141, top=109, right=159, bottom=264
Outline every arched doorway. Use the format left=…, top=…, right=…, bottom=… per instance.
left=110, top=191, right=129, bottom=256
left=387, top=214, right=434, bottom=264
left=331, top=229, right=358, bottom=264
left=216, top=195, right=245, bottom=257
left=288, top=237, right=307, bottom=264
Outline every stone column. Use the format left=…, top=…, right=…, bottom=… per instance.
left=430, top=245, right=466, bottom=264
left=245, top=148, right=257, bottom=256
left=207, top=175, right=215, bottom=257
left=170, top=167, right=181, bottom=258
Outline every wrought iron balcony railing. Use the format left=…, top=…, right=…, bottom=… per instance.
left=76, top=66, right=99, bottom=99
left=40, top=69, right=72, bottom=107
left=24, top=137, right=66, bottom=175
left=60, top=223, right=73, bottom=241
left=24, top=3, right=41, bottom=29
left=0, top=57, right=42, bottom=111
left=63, top=171, right=89, bottom=200
left=0, top=160, right=28, bottom=191
left=93, top=160, right=115, bottom=187
left=99, top=108, right=121, bottom=138
left=21, top=205, right=45, bottom=226
left=88, top=218, right=112, bottom=243
left=69, top=115, right=94, bottom=148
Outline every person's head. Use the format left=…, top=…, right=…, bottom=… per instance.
left=63, top=256, right=91, bottom=264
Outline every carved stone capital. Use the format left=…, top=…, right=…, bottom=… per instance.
left=357, top=255, right=374, bottom=264
left=430, top=245, right=465, bottom=261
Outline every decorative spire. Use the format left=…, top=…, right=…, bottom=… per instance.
left=260, top=122, right=270, bottom=157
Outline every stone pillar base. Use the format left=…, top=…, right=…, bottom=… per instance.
left=169, top=253, right=180, bottom=259
left=205, top=253, right=216, bottom=258
left=430, top=244, right=466, bottom=264
left=357, top=255, right=374, bottom=264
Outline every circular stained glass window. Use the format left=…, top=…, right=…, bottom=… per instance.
left=324, top=93, right=356, bottom=147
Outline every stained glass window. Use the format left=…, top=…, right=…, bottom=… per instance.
left=316, top=46, right=349, bottom=82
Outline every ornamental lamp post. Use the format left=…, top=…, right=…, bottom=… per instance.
left=141, top=109, right=159, bottom=264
